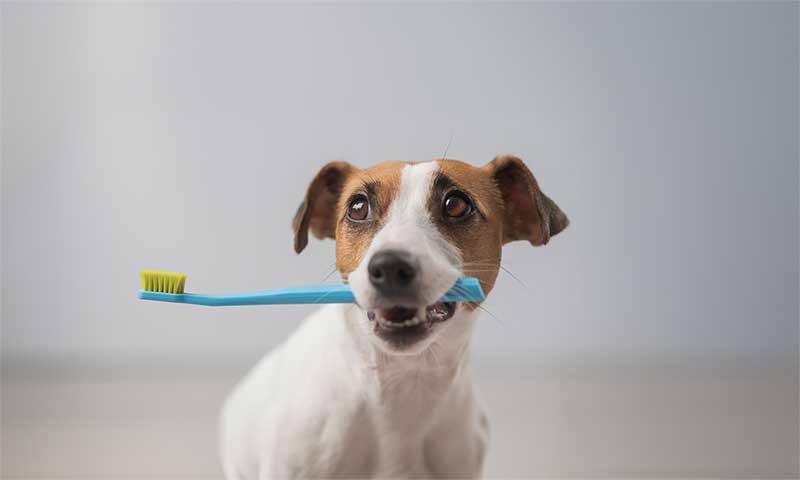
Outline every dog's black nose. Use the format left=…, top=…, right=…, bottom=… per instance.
left=368, top=250, right=418, bottom=295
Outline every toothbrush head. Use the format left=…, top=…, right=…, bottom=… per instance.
left=140, top=270, right=187, bottom=294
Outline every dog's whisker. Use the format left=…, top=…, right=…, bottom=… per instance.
left=476, top=303, right=503, bottom=325
left=310, top=287, right=339, bottom=304
left=460, top=257, right=502, bottom=265
left=500, top=265, right=527, bottom=289
left=454, top=284, right=503, bottom=325
left=319, top=263, right=338, bottom=283
left=320, top=276, right=346, bottom=284
left=462, top=262, right=529, bottom=292
left=440, top=129, right=454, bottom=160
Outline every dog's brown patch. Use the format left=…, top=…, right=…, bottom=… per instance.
left=435, top=159, right=505, bottom=298
left=335, top=161, right=408, bottom=281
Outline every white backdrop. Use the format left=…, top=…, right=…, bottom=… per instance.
left=3, top=3, right=798, bottom=477
left=3, top=2, right=797, bottom=370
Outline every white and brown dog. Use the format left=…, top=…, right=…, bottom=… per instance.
left=220, top=156, right=568, bottom=479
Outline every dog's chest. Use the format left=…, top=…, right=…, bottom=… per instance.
left=300, top=399, right=453, bottom=478
left=289, top=360, right=465, bottom=478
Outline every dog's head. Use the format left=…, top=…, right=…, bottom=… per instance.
left=293, top=156, right=568, bottom=355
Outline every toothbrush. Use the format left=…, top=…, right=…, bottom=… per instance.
left=138, top=270, right=485, bottom=306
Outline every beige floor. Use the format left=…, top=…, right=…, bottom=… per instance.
left=2, top=357, right=798, bottom=479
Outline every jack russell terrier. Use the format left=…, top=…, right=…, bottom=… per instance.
left=220, top=155, right=568, bottom=479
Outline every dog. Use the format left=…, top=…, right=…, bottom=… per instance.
left=220, top=155, right=568, bottom=479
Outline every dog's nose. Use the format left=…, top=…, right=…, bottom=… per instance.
left=368, top=250, right=418, bottom=295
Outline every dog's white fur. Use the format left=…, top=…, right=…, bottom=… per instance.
left=220, top=161, right=488, bottom=479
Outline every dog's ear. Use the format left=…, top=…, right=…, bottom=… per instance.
left=292, top=161, right=357, bottom=254
left=484, top=155, right=569, bottom=246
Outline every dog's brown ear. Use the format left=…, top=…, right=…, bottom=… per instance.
left=292, top=161, right=357, bottom=254
left=485, top=155, right=569, bottom=246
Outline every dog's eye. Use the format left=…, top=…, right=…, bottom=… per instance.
left=347, top=194, right=370, bottom=222
left=443, top=191, right=472, bottom=219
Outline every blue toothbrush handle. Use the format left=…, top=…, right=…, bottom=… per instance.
left=138, top=278, right=485, bottom=306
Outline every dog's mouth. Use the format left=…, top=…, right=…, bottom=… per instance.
left=366, top=302, right=456, bottom=347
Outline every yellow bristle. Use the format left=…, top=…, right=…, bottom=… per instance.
left=140, top=270, right=187, bottom=294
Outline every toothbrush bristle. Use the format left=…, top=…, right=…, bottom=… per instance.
left=140, top=270, right=187, bottom=294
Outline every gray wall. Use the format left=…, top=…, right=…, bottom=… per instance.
left=3, top=3, right=798, bottom=367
